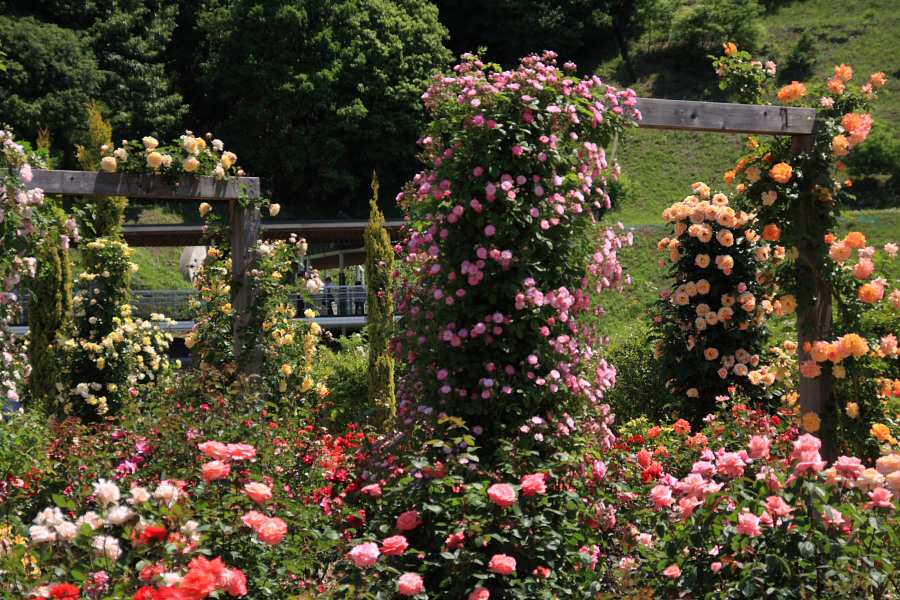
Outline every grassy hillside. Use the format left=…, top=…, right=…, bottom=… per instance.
left=599, top=0, right=900, bottom=225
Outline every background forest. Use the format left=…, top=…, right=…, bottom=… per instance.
left=1, top=0, right=897, bottom=220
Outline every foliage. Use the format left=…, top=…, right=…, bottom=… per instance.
left=668, top=0, right=764, bottom=57
left=194, top=0, right=452, bottom=218
left=0, top=409, right=52, bottom=482
left=313, top=333, right=370, bottom=430
left=599, top=321, right=674, bottom=424
left=365, top=173, right=396, bottom=421
left=28, top=229, right=72, bottom=414
left=74, top=105, right=129, bottom=239
left=0, top=17, right=102, bottom=155
left=651, top=184, right=776, bottom=422
left=711, top=44, right=777, bottom=104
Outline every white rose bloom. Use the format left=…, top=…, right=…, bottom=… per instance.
left=162, top=572, right=184, bottom=586
left=106, top=506, right=136, bottom=525
left=92, top=535, right=122, bottom=561
left=29, top=525, right=57, bottom=544
left=76, top=511, right=103, bottom=530
left=92, top=479, right=120, bottom=507
left=33, top=506, right=65, bottom=525
left=142, top=136, right=159, bottom=150
left=54, top=520, right=79, bottom=542
left=128, top=486, right=151, bottom=505
left=153, top=481, right=180, bottom=507
left=269, top=203, right=281, bottom=217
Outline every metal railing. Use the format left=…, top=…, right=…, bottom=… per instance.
left=11, top=285, right=373, bottom=325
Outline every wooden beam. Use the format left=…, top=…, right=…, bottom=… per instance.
left=231, top=201, right=263, bottom=378
left=635, top=98, right=816, bottom=136
left=27, top=170, right=260, bottom=200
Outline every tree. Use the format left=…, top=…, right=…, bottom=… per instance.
left=194, top=0, right=452, bottom=218
left=0, top=16, right=101, bottom=157
left=668, top=0, right=764, bottom=57
left=364, top=173, right=396, bottom=420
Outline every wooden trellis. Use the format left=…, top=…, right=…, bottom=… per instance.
left=27, top=170, right=263, bottom=376
left=25, top=98, right=830, bottom=448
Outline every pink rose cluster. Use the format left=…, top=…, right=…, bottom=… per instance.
left=240, top=511, right=287, bottom=545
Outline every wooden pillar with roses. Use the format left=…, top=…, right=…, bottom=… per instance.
left=791, top=129, right=839, bottom=462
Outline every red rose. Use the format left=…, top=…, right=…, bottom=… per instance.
left=49, top=584, right=80, bottom=600
left=141, top=526, right=168, bottom=543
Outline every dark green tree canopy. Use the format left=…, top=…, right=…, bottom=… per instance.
left=195, top=0, right=451, bottom=218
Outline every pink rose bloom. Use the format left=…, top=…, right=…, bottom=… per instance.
left=487, top=483, right=517, bottom=508
left=764, top=495, right=794, bottom=517
left=735, top=512, right=763, bottom=537
left=866, top=487, right=895, bottom=510
left=225, top=569, right=248, bottom=596
left=198, top=440, right=229, bottom=460
left=521, top=473, right=547, bottom=496
left=397, top=573, right=424, bottom=596
left=822, top=507, right=847, bottom=529
left=833, top=456, right=864, bottom=481
left=241, top=510, right=267, bottom=529
left=398, top=573, right=424, bottom=596
left=716, top=452, right=746, bottom=478
left=854, top=258, right=875, bottom=279
left=747, top=435, right=771, bottom=459
left=347, top=542, right=380, bottom=567
left=663, top=564, right=682, bottom=578
left=225, top=443, right=257, bottom=461
left=396, top=510, right=422, bottom=531
left=489, top=554, right=516, bottom=575
left=650, top=484, right=674, bottom=509
left=794, top=450, right=827, bottom=476
left=881, top=334, right=899, bottom=357
left=255, top=517, right=287, bottom=545
left=201, top=460, right=231, bottom=482
left=360, top=484, right=383, bottom=498
left=792, top=434, right=822, bottom=456
left=676, top=497, right=702, bottom=520
left=711, top=561, right=723, bottom=572
left=469, top=587, right=490, bottom=600
left=242, top=482, right=273, bottom=504
left=381, top=535, right=409, bottom=556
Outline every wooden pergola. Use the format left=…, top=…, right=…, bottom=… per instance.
left=25, top=97, right=833, bottom=451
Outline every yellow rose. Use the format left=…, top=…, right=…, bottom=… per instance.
left=100, top=156, right=117, bottom=172
left=146, top=152, right=163, bottom=168
left=142, top=136, right=159, bottom=149
left=97, top=357, right=106, bottom=370
left=269, top=203, right=281, bottom=217
left=845, top=402, right=859, bottom=419
left=802, top=412, right=821, bottom=433
left=281, top=364, right=294, bottom=376
left=199, top=202, right=212, bottom=218
left=183, top=156, right=199, bottom=173
left=301, top=377, right=314, bottom=393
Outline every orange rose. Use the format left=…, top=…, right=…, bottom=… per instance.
left=723, top=42, right=738, bottom=56
left=762, top=223, right=782, bottom=242
left=871, top=72, right=887, bottom=89
left=844, top=231, right=866, bottom=249
left=769, top=163, right=792, bottom=184
left=827, top=78, right=845, bottom=95
left=859, top=282, right=885, bottom=304
left=777, top=81, right=807, bottom=103
left=834, top=63, right=852, bottom=82
left=723, top=170, right=736, bottom=185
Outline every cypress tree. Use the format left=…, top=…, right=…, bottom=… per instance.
left=364, top=172, right=395, bottom=420
left=29, top=232, right=71, bottom=415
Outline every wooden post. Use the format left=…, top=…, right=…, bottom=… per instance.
left=792, top=132, right=837, bottom=461
left=230, top=200, right=262, bottom=378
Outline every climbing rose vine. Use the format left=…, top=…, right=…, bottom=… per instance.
left=394, top=52, right=639, bottom=442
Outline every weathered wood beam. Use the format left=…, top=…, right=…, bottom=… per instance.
left=635, top=98, right=816, bottom=136
left=231, top=201, right=263, bottom=378
left=27, top=170, right=260, bottom=200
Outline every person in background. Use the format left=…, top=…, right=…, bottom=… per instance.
left=323, top=276, right=334, bottom=316
left=353, top=280, right=366, bottom=315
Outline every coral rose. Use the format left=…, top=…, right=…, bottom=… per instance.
left=255, top=517, right=287, bottom=545
left=242, top=482, right=273, bottom=504
left=469, top=587, right=490, bottom=600
left=521, top=473, right=548, bottom=496
left=225, top=443, right=257, bottom=461
left=201, top=460, right=231, bottom=482
left=762, top=223, right=781, bottom=241
left=489, top=554, right=517, bottom=575
left=396, top=510, right=422, bottom=531
left=769, top=163, right=792, bottom=184
left=381, top=535, right=409, bottom=556
left=736, top=512, right=763, bottom=536
left=347, top=542, right=380, bottom=567
left=225, top=569, right=248, bottom=596
left=487, top=483, right=517, bottom=508
left=198, top=440, right=229, bottom=460
left=663, top=564, right=682, bottom=578
left=398, top=573, right=424, bottom=596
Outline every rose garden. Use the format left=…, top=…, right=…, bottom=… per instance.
left=1, top=43, right=899, bottom=600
